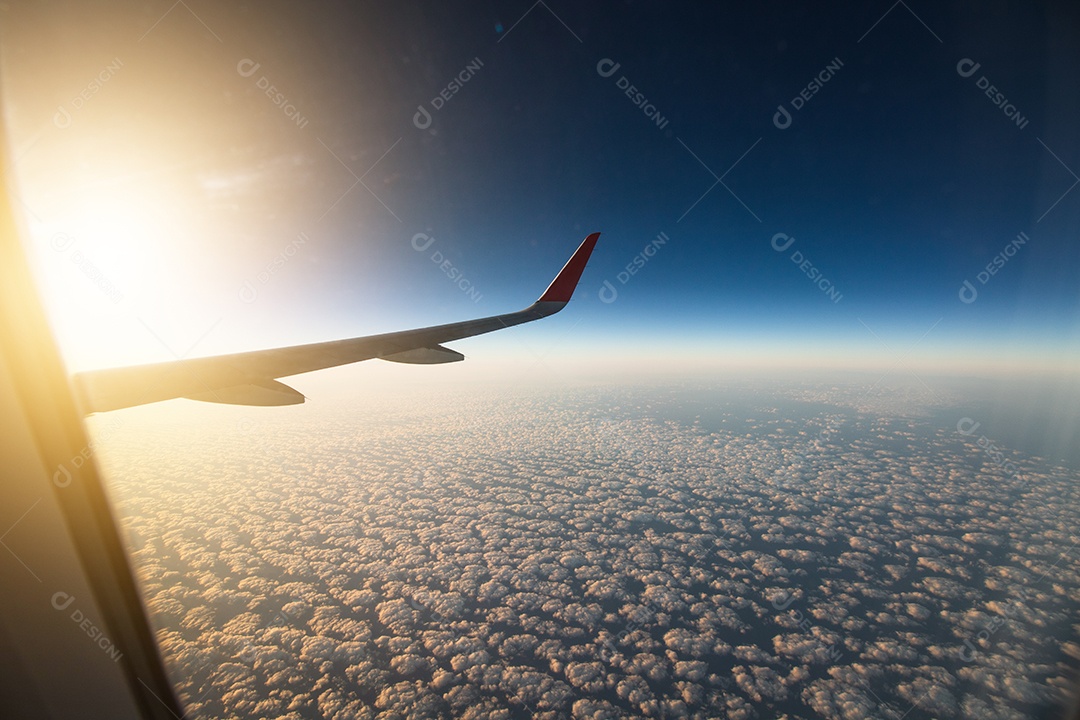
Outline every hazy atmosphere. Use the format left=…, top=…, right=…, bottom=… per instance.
left=4, top=2, right=1079, bottom=376
left=4, top=2, right=1080, bottom=719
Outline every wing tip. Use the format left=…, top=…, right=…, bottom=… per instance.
left=538, top=232, right=600, bottom=303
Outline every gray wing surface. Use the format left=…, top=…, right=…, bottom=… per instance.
left=74, top=233, right=599, bottom=413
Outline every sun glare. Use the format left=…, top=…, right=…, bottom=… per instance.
left=21, top=154, right=199, bottom=372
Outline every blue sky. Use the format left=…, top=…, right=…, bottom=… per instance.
left=5, top=2, right=1079, bottom=376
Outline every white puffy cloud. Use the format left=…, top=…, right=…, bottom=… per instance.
left=103, top=383, right=1079, bottom=719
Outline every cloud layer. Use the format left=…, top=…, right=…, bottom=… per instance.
left=95, top=381, right=1080, bottom=719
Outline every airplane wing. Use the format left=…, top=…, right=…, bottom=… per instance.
left=73, top=232, right=600, bottom=414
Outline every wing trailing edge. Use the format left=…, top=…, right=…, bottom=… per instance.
left=74, top=232, right=600, bottom=413
left=381, top=345, right=465, bottom=364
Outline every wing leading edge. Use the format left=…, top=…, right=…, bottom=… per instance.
left=74, top=232, right=600, bottom=414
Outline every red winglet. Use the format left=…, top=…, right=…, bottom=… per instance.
left=538, top=232, right=600, bottom=303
